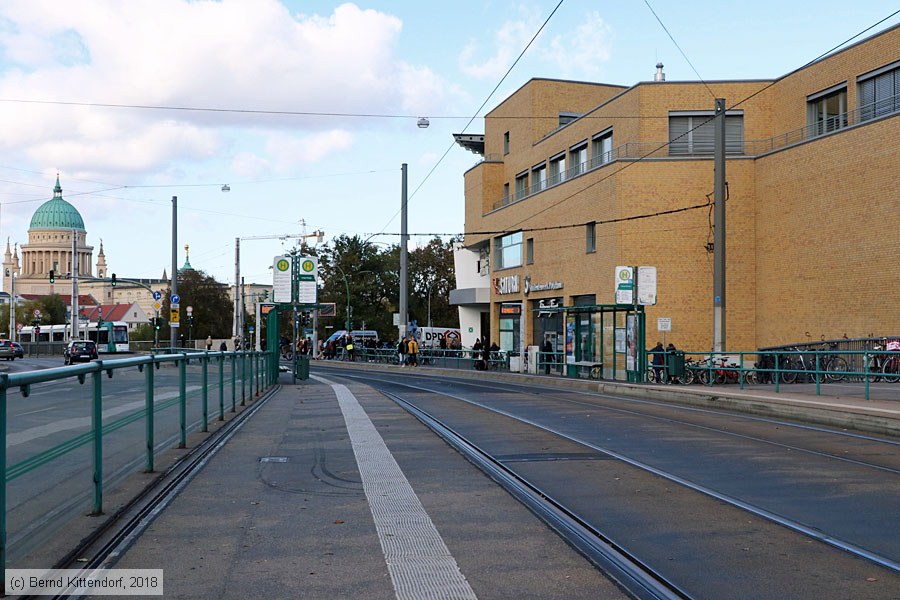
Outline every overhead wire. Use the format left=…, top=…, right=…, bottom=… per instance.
left=363, top=0, right=567, bottom=240
left=494, top=7, right=900, bottom=238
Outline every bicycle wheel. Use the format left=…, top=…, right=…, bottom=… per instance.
left=882, top=357, right=900, bottom=383
left=646, top=368, right=658, bottom=383
left=590, top=365, right=602, bottom=379
left=825, top=356, right=849, bottom=382
left=743, top=369, right=759, bottom=385
left=696, top=368, right=711, bottom=385
left=781, top=357, right=799, bottom=384
left=865, top=357, right=882, bottom=382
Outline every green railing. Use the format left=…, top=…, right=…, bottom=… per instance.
left=0, top=349, right=276, bottom=576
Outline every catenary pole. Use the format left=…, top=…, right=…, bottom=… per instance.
left=399, top=163, right=408, bottom=341
left=713, top=98, right=727, bottom=353
left=170, top=196, right=178, bottom=349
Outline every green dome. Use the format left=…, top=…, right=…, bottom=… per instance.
left=29, top=177, right=85, bottom=231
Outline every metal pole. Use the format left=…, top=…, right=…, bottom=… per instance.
left=233, top=237, right=240, bottom=341
left=91, top=368, right=103, bottom=515
left=71, top=229, right=79, bottom=341
left=170, top=196, right=178, bottom=349
left=8, top=274, right=14, bottom=343
left=399, top=163, right=408, bottom=340
left=201, top=354, right=208, bottom=432
left=145, top=360, right=155, bottom=472
left=178, top=357, right=186, bottom=448
left=241, top=276, right=246, bottom=348
left=713, top=98, right=727, bottom=353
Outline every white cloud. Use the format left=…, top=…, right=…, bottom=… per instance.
left=458, top=8, right=614, bottom=81
left=265, top=130, right=354, bottom=170
left=0, top=1, right=449, bottom=176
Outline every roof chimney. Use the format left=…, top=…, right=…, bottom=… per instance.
left=654, top=62, right=665, bottom=82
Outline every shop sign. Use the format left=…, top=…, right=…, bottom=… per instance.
left=523, top=276, right=563, bottom=296
left=500, top=304, right=522, bottom=315
left=536, top=297, right=561, bottom=318
left=492, top=275, right=519, bottom=295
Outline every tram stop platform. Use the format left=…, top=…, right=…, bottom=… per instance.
left=104, top=373, right=625, bottom=599
left=87, top=366, right=900, bottom=599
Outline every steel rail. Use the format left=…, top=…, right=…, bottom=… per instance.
left=380, top=390, right=690, bottom=600
left=361, top=374, right=900, bottom=576
left=21, top=384, right=281, bottom=600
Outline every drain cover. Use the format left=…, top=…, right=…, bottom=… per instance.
left=259, top=456, right=289, bottom=463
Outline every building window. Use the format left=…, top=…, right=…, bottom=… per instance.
left=585, top=222, right=596, bottom=253
left=526, top=237, right=534, bottom=265
left=503, top=131, right=510, bottom=155
left=531, top=162, right=547, bottom=192
left=668, top=112, right=744, bottom=155
left=569, top=142, right=588, bottom=176
left=807, top=85, right=847, bottom=135
left=859, top=62, right=900, bottom=122
left=591, top=129, right=613, bottom=168
left=514, top=171, right=528, bottom=201
left=495, top=231, right=523, bottom=270
left=549, top=153, right=566, bottom=185
left=503, top=182, right=510, bottom=203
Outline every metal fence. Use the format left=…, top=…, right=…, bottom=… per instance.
left=0, top=350, right=274, bottom=571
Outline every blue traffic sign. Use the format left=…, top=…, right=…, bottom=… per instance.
left=171, top=294, right=180, bottom=304
left=153, top=291, right=162, bottom=301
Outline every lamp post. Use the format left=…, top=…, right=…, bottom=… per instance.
left=8, top=272, right=15, bottom=342
left=426, top=278, right=446, bottom=332
left=333, top=264, right=351, bottom=331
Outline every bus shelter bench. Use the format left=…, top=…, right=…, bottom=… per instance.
left=571, top=361, right=603, bottom=379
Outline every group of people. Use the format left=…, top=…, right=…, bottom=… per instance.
left=397, top=335, right=420, bottom=367
left=471, top=338, right=500, bottom=371
left=650, top=341, right=679, bottom=383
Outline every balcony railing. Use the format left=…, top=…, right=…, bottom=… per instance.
left=487, top=95, right=898, bottom=212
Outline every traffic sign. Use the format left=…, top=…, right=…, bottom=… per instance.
left=153, top=301, right=162, bottom=311
left=16, top=323, right=22, bottom=331
left=186, top=305, right=193, bottom=315
left=153, top=290, right=162, bottom=301
left=33, top=309, right=41, bottom=318
left=170, top=308, right=180, bottom=323
left=171, top=294, right=180, bottom=304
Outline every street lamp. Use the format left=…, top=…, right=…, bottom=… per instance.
left=426, top=278, right=447, bottom=332
left=331, top=265, right=375, bottom=332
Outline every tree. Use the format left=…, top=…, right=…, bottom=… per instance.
left=159, top=269, right=233, bottom=342
left=408, top=237, right=459, bottom=329
left=314, top=234, right=458, bottom=342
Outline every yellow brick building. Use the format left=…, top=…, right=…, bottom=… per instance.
left=455, top=24, right=900, bottom=359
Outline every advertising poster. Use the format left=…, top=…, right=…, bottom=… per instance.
left=565, top=315, right=575, bottom=364
left=626, top=314, right=637, bottom=371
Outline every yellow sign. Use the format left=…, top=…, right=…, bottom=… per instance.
left=170, top=308, right=180, bottom=322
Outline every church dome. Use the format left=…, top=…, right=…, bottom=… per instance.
left=29, top=176, right=85, bottom=231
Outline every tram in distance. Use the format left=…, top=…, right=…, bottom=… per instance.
left=18, top=321, right=130, bottom=353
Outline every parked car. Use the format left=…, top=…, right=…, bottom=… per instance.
left=10, top=342, right=23, bottom=359
left=64, top=340, right=98, bottom=365
left=0, top=340, right=15, bottom=361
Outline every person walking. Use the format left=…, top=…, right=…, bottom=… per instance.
left=398, top=337, right=408, bottom=367
left=408, top=336, right=419, bottom=367
left=206, top=335, right=213, bottom=351
left=650, top=341, right=665, bottom=382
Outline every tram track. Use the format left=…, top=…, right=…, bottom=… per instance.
left=324, top=367, right=900, bottom=598
left=18, top=386, right=280, bottom=600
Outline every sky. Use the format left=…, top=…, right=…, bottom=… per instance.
left=0, top=0, right=897, bottom=288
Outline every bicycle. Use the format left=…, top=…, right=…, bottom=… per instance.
left=865, top=340, right=885, bottom=382
left=881, top=340, right=900, bottom=383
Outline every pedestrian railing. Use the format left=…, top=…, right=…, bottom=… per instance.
left=0, top=349, right=275, bottom=573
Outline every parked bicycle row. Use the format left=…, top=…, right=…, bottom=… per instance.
left=646, top=344, right=900, bottom=386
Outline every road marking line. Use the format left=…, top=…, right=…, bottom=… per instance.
left=314, top=375, right=477, bottom=600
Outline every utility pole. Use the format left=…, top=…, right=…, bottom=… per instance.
left=399, top=163, right=408, bottom=340
left=233, top=237, right=240, bottom=342
left=170, top=196, right=178, bottom=349
left=713, top=98, right=727, bottom=353
left=71, top=228, right=79, bottom=341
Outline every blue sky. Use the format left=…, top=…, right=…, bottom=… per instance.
left=0, top=1, right=897, bottom=287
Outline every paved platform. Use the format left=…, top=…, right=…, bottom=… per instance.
left=107, top=374, right=625, bottom=599
left=100, top=366, right=899, bottom=599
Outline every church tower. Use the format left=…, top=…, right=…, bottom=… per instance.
left=96, top=240, right=108, bottom=279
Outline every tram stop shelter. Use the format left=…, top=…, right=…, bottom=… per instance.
left=535, top=303, right=647, bottom=382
